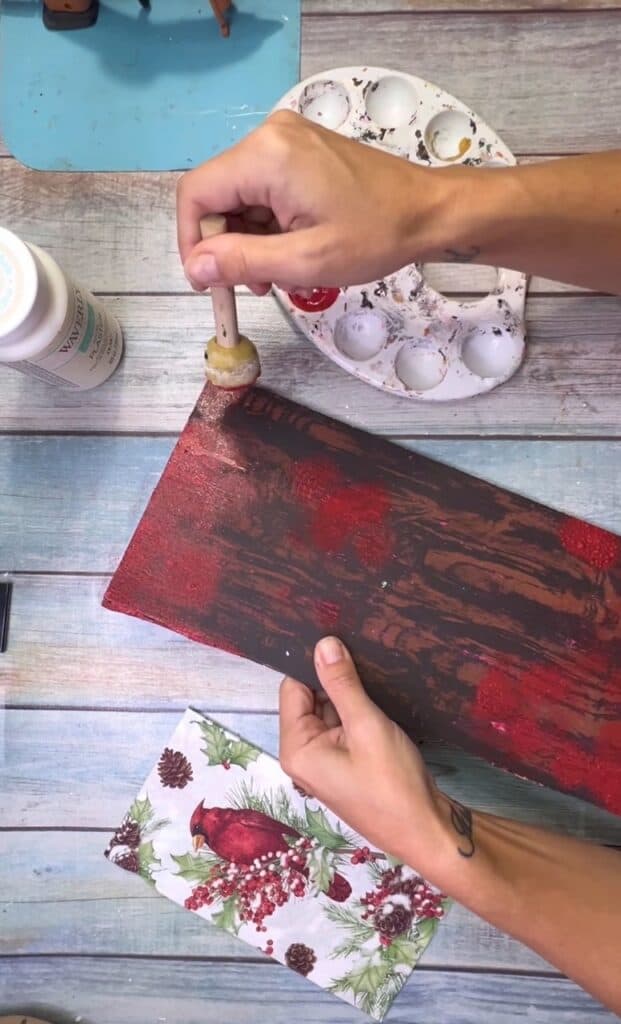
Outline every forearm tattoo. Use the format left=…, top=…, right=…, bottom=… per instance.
left=443, top=245, right=481, bottom=264
left=449, top=798, right=475, bottom=858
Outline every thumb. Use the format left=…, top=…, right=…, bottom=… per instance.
left=184, top=228, right=324, bottom=290
left=314, top=637, right=374, bottom=729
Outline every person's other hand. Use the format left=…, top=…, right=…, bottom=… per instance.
left=177, top=110, right=452, bottom=296
left=279, top=635, right=451, bottom=871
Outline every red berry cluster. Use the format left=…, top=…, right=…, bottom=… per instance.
left=264, top=938, right=275, bottom=956
left=184, top=837, right=316, bottom=930
left=351, top=845, right=375, bottom=865
left=361, top=866, right=445, bottom=923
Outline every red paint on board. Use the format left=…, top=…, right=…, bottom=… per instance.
left=316, top=599, right=342, bottom=630
left=311, top=483, right=392, bottom=558
left=288, top=287, right=340, bottom=313
left=473, top=657, right=621, bottom=813
left=292, top=459, right=342, bottom=509
left=161, top=536, right=223, bottom=612
left=550, top=722, right=621, bottom=814
left=559, top=518, right=621, bottom=570
left=473, top=665, right=521, bottom=722
left=309, top=479, right=393, bottom=569
left=292, top=459, right=394, bottom=569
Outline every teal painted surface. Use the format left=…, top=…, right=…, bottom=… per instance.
left=0, top=0, right=300, bottom=171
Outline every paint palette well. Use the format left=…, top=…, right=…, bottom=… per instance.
left=272, top=67, right=527, bottom=401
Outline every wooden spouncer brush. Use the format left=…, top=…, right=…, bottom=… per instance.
left=199, top=214, right=261, bottom=389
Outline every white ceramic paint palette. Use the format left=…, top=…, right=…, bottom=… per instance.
left=272, top=67, right=527, bottom=401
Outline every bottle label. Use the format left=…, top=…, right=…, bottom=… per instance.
left=13, top=283, right=123, bottom=390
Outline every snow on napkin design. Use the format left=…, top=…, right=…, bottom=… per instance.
left=105, top=709, right=449, bottom=1019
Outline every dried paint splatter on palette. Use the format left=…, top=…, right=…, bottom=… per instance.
left=274, top=67, right=527, bottom=403
left=104, top=386, right=621, bottom=815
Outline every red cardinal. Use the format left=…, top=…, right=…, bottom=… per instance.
left=190, top=802, right=351, bottom=902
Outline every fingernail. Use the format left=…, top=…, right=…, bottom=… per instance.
left=186, top=253, right=219, bottom=287
left=317, top=636, right=343, bottom=666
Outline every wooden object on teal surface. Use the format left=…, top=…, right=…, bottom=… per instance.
left=0, top=0, right=300, bottom=171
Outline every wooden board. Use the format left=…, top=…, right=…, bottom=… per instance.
left=3, top=438, right=621, bottom=576
left=103, top=385, right=621, bottom=814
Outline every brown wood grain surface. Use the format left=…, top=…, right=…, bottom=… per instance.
left=104, top=385, right=621, bottom=816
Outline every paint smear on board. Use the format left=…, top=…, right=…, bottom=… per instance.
left=472, top=658, right=621, bottom=814
left=559, top=518, right=621, bottom=571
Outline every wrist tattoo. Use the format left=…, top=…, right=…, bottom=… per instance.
left=449, top=798, right=475, bottom=858
left=443, top=246, right=481, bottom=264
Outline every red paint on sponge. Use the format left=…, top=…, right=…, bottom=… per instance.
left=559, top=518, right=621, bottom=570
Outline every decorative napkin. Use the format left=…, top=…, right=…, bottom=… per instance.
left=105, top=710, right=449, bottom=1020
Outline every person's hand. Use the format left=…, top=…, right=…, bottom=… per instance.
left=279, top=635, right=451, bottom=872
left=177, top=110, right=457, bottom=296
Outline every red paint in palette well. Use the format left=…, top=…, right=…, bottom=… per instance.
left=288, top=288, right=340, bottom=313
left=559, top=518, right=621, bottom=570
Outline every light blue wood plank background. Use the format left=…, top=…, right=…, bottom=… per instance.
left=1, top=958, right=618, bottom=1024
left=2, top=710, right=620, bottom=840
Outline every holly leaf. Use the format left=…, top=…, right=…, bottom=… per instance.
left=212, top=896, right=241, bottom=935
left=307, top=846, right=335, bottom=894
left=194, top=720, right=231, bottom=765
left=382, top=937, right=420, bottom=968
left=172, top=851, right=221, bottom=883
left=137, top=840, right=161, bottom=884
left=305, top=806, right=354, bottom=851
left=128, top=796, right=154, bottom=829
left=344, top=960, right=392, bottom=998
left=227, top=738, right=260, bottom=770
left=412, top=916, right=439, bottom=947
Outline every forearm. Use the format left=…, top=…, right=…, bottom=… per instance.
left=421, top=152, right=621, bottom=294
left=413, top=796, right=621, bottom=1014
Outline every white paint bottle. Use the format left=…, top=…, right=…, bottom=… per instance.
left=0, top=226, right=123, bottom=390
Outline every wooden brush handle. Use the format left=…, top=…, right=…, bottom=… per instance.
left=200, top=214, right=239, bottom=349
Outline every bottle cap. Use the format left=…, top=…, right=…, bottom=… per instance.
left=0, top=226, right=38, bottom=343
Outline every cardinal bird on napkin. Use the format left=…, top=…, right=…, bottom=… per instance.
left=105, top=709, right=448, bottom=1020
